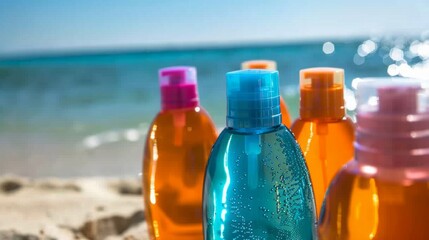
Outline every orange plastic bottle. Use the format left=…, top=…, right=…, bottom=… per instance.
left=319, top=79, right=429, bottom=240
left=143, top=66, right=217, bottom=240
left=291, top=68, right=354, bottom=216
left=241, top=60, right=292, bottom=127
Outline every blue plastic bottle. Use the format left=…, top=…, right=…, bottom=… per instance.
left=203, top=70, right=317, bottom=240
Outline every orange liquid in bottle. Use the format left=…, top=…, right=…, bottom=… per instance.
left=241, top=59, right=292, bottom=127
left=143, top=108, right=217, bottom=240
left=143, top=66, right=217, bottom=240
left=291, top=68, right=354, bottom=215
left=319, top=79, right=429, bottom=239
left=319, top=162, right=429, bottom=240
left=279, top=98, right=291, bottom=127
left=292, top=118, right=354, bottom=214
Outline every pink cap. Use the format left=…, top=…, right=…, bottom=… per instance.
left=355, top=78, right=429, bottom=168
left=159, top=66, right=199, bottom=110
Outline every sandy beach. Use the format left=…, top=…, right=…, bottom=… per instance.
left=0, top=175, right=149, bottom=240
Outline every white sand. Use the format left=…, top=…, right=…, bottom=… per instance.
left=0, top=175, right=149, bottom=240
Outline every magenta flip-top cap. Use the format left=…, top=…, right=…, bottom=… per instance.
left=355, top=78, right=429, bottom=168
left=159, top=66, right=199, bottom=110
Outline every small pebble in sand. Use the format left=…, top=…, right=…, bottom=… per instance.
left=0, top=180, right=22, bottom=193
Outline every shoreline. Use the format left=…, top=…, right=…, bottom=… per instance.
left=0, top=132, right=145, bottom=178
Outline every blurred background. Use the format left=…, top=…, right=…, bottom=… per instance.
left=1, top=0, right=429, bottom=177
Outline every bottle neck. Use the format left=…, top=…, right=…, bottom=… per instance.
left=299, top=115, right=346, bottom=123
left=160, top=84, right=199, bottom=111
left=226, top=97, right=282, bottom=130
left=161, top=105, right=200, bottom=113
left=355, top=112, right=429, bottom=168
left=300, top=84, right=345, bottom=120
left=228, top=124, right=282, bottom=135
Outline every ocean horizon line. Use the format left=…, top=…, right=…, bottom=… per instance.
left=0, top=36, right=369, bottom=63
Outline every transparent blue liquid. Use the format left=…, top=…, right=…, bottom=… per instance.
left=203, top=125, right=317, bottom=240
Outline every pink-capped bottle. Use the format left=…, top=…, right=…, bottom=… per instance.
left=319, top=78, right=429, bottom=240
left=143, top=66, right=217, bottom=240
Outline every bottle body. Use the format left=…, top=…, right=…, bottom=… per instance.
left=143, top=107, right=217, bottom=240
left=203, top=125, right=317, bottom=240
left=280, top=97, right=292, bottom=127
left=291, top=117, right=354, bottom=214
left=319, top=161, right=429, bottom=240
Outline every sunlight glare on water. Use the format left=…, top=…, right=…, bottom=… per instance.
left=322, top=42, right=335, bottom=54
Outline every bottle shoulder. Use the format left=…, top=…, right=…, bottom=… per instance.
left=145, top=106, right=217, bottom=145
left=152, top=106, right=209, bottom=119
left=333, top=160, right=429, bottom=183
left=210, top=125, right=301, bottom=157
left=292, top=117, right=355, bottom=137
left=149, top=106, right=216, bottom=127
left=293, top=116, right=354, bottom=126
left=219, top=124, right=291, bottom=135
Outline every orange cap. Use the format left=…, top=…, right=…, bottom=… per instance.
left=299, top=67, right=345, bottom=121
left=241, top=60, right=277, bottom=70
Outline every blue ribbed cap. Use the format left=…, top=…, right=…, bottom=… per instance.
left=226, top=69, right=282, bottom=129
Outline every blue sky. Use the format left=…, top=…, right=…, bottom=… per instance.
left=1, top=0, right=429, bottom=56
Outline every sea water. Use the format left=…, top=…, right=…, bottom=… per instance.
left=0, top=38, right=427, bottom=176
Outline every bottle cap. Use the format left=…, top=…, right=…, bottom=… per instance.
left=241, top=60, right=277, bottom=70
left=226, top=69, right=281, bottom=129
left=159, top=66, right=199, bottom=110
left=355, top=78, right=429, bottom=167
left=299, top=68, right=345, bottom=121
